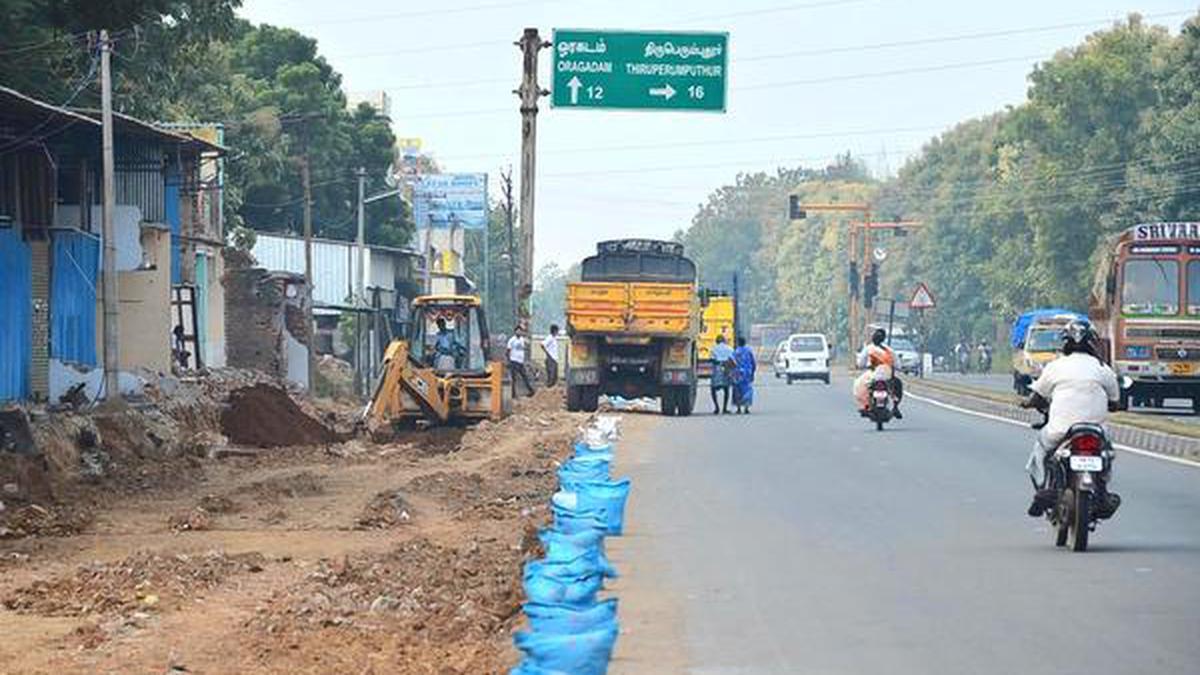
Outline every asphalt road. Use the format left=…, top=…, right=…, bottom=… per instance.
left=613, top=377, right=1200, bottom=675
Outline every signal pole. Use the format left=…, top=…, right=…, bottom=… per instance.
left=515, top=28, right=548, bottom=324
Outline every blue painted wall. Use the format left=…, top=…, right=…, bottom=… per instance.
left=165, top=167, right=182, bottom=284
left=0, top=227, right=32, bottom=401
left=50, top=230, right=99, bottom=366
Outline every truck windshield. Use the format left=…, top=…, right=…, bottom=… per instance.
left=1188, top=260, right=1200, bottom=315
left=1122, top=258, right=1179, bottom=316
left=789, top=336, right=824, bottom=352
left=1026, top=330, right=1060, bottom=352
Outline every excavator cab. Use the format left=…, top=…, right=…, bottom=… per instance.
left=365, top=295, right=508, bottom=429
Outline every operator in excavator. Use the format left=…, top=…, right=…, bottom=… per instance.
left=432, top=317, right=464, bottom=371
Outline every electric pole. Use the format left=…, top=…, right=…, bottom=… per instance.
left=515, top=28, right=548, bottom=325
left=500, top=166, right=516, bottom=331
left=355, top=166, right=367, bottom=306
left=99, top=30, right=121, bottom=404
left=301, top=152, right=314, bottom=391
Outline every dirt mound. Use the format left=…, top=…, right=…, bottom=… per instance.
left=3, top=550, right=267, bottom=618
left=0, top=502, right=92, bottom=539
left=355, top=489, right=414, bottom=529
left=221, top=385, right=339, bottom=448
left=234, top=471, right=326, bottom=502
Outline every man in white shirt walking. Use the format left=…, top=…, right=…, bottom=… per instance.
left=506, top=325, right=535, bottom=397
left=541, top=324, right=561, bottom=387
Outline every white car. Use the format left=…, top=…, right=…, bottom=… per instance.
left=772, top=340, right=788, bottom=378
left=778, top=333, right=831, bottom=384
left=888, top=336, right=921, bottom=375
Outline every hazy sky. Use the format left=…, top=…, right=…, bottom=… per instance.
left=239, top=0, right=1195, bottom=268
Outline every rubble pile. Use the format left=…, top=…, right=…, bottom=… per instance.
left=354, top=489, right=414, bottom=529
left=3, top=550, right=267, bottom=618
left=245, top=536, right=528, bottom=672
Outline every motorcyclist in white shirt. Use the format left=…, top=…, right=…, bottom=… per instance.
left=1019, top=320, right=1122, bottom=517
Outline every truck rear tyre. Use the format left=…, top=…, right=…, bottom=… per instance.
left=677, top=385, right=695, bottom=417
left=661, top=388, right=678, bottom=416
left=566, top=385, right=582, bottom=412
left=579, top=386, right=600, bottom=413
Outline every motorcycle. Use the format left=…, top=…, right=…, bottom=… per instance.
left=978, top=348, right=993, bottom=373
left=867, top=378, right=894, bottom=431
left=1028, top=400, right=1123, bottom=552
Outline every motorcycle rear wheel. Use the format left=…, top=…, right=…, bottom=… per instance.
left=1055, top=490, right=1070, bottom=547
left=1070, top=489, right=1091, bottom=552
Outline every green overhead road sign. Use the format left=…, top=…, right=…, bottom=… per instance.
left=551, top=29, right=728, bottom=112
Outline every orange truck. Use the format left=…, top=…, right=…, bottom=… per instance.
left=565, top=240, right=700, bottom=416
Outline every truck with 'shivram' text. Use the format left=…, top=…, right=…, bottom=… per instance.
left=1091, top=222, right=1200, bottom=411
left=565, top=240, right=700, bottom=416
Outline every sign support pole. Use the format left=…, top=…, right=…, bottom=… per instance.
left=516, top=28, right=548, bottom=324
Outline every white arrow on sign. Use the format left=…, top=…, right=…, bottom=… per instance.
left=567, top=76, right=583, bottom=104
left=873, top=247, right=888, bottom=262
left=649, top=83, right=676, bottom=100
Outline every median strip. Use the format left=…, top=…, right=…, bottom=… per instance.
left=907, top=378, right=1200, bottom=464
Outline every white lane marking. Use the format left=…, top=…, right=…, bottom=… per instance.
left=907, top=392, right=1200, bottom=470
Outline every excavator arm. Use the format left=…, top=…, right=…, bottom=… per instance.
left=365, top=340, right=452, bottom=424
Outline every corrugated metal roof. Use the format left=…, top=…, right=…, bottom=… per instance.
left=252, top=232, right=413, bottom=308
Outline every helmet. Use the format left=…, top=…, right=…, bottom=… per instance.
left=871, top=328, right=886, bottom=346
left=1060, top=319, right=1098, bottom=356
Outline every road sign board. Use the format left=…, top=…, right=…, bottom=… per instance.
left=413, top=174, right=488, bottom=229
left=551, top=29, right=728, bottom=112
left=910, top=282, right=936, bottom=309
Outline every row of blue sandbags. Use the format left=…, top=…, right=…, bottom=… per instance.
left=511, top=435, right=632, bottom=675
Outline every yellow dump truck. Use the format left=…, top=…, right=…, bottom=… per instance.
left=696, top=291, right=736, bottom=379
left=565, top=240, right=700, bottom=416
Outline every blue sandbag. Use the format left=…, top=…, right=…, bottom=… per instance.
left=523, top=560, right=604, bottom=606
left=558, top=461, right=611, bottom=490
left=574, top=441, right=613, bottom=457
left=551, top=494, right=609, bottom=535
left=572, top=479, right=632, bottom=535
left=515, top=624, right=620, bottom=675
left=510, top=662, right=569, bottom=675
left=524, top=598, right=618, bottom=635
left=538, top=529, right=616, bottom=578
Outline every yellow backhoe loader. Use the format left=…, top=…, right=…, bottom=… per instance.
left=364, top=295, right=508, bottom=429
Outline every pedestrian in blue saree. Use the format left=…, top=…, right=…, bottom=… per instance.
left=732, top=337, right=757, bottom=414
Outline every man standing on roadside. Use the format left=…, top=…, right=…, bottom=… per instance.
left=541, top=324, right=561, bottom=387
left=507, top=325, right=535, bottom=397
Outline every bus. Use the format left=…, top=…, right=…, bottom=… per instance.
left=1091, top=222, right=1200, bottom=410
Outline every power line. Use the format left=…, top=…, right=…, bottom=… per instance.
left=285, top=0, right=565, bottom=27
left=735, top=10, right=1194, bottom=63
left=737, top=53, right=1047, bottom=91
left=434, top=124, right=947, bottom=162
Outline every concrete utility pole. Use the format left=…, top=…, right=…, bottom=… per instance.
left=355, top=166, right=367, bottom=306
left=301, top=153, right=314, bottom=390
left=500, top=167, right=517, bottom=330
left=515, top=28, right=548, bottom=324
left=99, top=30, right=121, bottom=403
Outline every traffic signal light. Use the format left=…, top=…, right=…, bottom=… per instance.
left=788, top=195, right=806, bottom=220
left=863, top=263, right=879, bottom=308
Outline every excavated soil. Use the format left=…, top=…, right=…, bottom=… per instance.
left=221, top=384, right=340, bottom=448
left=0, top=387, right=603, bottom=674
